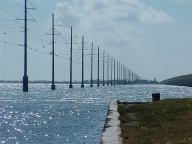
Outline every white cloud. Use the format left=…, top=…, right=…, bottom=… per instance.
left=139, top=6, right=174, bottom=24
left=55, top=1, right=82, bottom=28
left=167, top=0, right=192, bottom=5
left=55, top=0, right=174, bottom=26
left=54, top=0, right=174, bottom=57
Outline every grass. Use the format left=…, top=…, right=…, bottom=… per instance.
left=118, top=99, right=192, bottom=144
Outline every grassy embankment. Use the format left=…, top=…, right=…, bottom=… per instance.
left=161, top=74, right=192, bottom=87
left=118, top=99, right=192, bottom=144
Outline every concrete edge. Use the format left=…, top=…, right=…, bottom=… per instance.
left=100, top=102, right=122, bottom=144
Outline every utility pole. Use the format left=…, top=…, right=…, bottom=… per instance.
left=69, top=26, right=73, bottom=88
left=90, top=42, right=93, bottom=87
left=17, top=0, right=35, bottom=92
left=130, top=70, right=132, bottom=83
left=97, top=47, right=100, bottom=87
left=123, top=66, right=124, bottom=84
left=51, top=14, right=55, bottom=90
left=23, top=0, right=28, bottom=92
left=117, top=61, right=118, bottom=85
left=127, top=69, right=129, bottom=83
left=81, top=35, right=84, bottom=88
left=121, top=64, right=123, bottom=85
left=124, top=66, right=127, bottom=85
left=119, top=62, right=121, bottom=85
left=118, top=62, right=120, bottom=85
left=127, top=68, right=128, bottom=84
left=132, top=72, right=134, bottom=84
left=111, top=57, right=113, bottom=86
left=46, top=14, right=60, bottom=90
left=119, top=62, right=120, bottom=85
left=119, top=63, right=121, bottom=85
left=107, top=54, right=109, bottom=86
left=114, top=58, right=116, bottom=86
left=129, top=69, right=131, bottom=84
left=121, top=65, right=122, bottom=84
left=123, top=66, right=125, bottom=85
left=103, top=51, right=105, bottom=86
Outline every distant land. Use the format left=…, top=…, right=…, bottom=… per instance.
left=0, top=79, right=158, bottom=85
left=162, top=74, right=192, bottom=87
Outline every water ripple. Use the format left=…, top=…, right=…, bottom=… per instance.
left=0, top=83, right=192, bottom=143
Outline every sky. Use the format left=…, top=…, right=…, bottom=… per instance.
left=0, top=0, right=192, bottom=82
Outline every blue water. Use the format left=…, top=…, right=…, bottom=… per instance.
left=0, top=83, right=192, bottom=144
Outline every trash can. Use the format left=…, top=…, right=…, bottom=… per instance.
left=152, top=93, right=160, bottom=102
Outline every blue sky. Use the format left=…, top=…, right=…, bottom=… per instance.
left=0, top=0, right=192, bottom=81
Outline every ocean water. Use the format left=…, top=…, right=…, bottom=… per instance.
left=0, top=83, right=192, bottom=144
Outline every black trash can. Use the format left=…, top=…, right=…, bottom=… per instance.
left=152, top=93, right=160, bottom=102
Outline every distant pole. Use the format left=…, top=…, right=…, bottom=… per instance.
left=127, top=68, right=128, bottom=84
left=134, top=74, right=136, bottom=82
left=129, top=69, right=131, bottom=84
left=107, top=54, right=109, bottom=86
left=121, top=66, right=122, bottom=84
left=127, top=68, right=128, bottom=83
left=121, top=65, right=124, bottom=85
left=81, top=36, right=84, bottom=88
left=114, top=58, right=116, bottom=86
left=123, top=66, right=125, bottom=85
left=103, top=51, right=105, bottom=86
left=111, top=57, right=113, bottom=86
left=120, top=63, right=121, bottom=85
left=121, top=65, right=125, bottom=85
left=23, top=0, right=28, bottom=92
left=132, top=72, right=134, bottom=84
left=123, top=66, right=124, bottom=84
left=130, top=70, right=132, bottom=83
left=124, top=66, right=127, bottom=85
left=119, top=62, right=120, bottom=85
left=119, top=62, right=121, bottom=85
left=51, top=14, right=56, bottom=90
left=117, top=61, right=118, bottom=85
left=90, top=42, right=93, bottom=87
left=69, top=26, right=73, bottom=88
left=97, top=47, right=100, bottom=87
left=118, top=62, right=120, bottom=85
left=126, top=68, right=128, bottom=83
